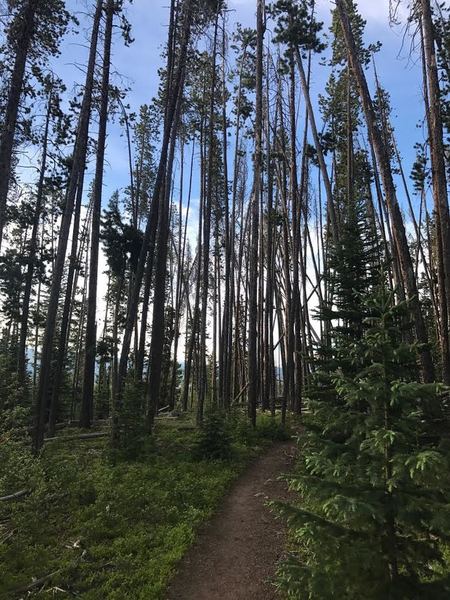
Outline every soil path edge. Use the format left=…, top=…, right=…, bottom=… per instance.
left=165, top=440, right=296, bottom=600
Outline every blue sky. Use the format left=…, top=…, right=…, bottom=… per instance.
left=47, top=0, right=427, bottom=210
left=17, top=0, right=427, bottom=348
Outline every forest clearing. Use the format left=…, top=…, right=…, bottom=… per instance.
left=1, top=0, right=450, bottom=597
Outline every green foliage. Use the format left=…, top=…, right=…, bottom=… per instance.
left=320, top=194, right=381, bottom=343
left=184, top=408, right=289, bottom=464
left=0, top=422, right=261, bottom=599
left=0, top=346, right=27, bottom=412
left=269, top=0, right=326, bottom=56
left=0, top=394, right=38, bottom=500
left=112, top=379, right=147, bottom=460
left=227, top=408, right=257, bottom=445
left=1, top=0, right=72, bottom=96
left=316, top=0, right=383, bottom=350
left=411, top=144, right=429, bottom=194
left=256, top=413, right=291, bottom=441
left=101, top=191, right=143, bottom=278
left=193, top=410, right=233, bottom=460
left=275, top=289, right=450, bottom=599
left=158, top=306, right=179, bottom=409
left=0, top=409, right=43, bottom=499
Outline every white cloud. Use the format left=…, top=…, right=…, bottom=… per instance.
left=228, top=0, right=254, bottom=5
left=227, top=0, right=409, bottom=27
left=315, top=0, right=409, bottom=26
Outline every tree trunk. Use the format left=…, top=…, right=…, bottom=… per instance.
left=420, top=2, right=450, bottom=383
left=0, top=0, right=37, bottom=249
left=80, top=0, right=114, bottom=428
left=17, top=90, right=51, bottom=382
left=247, top=0, right=264, bottom=427
left=197, top=14, right=219, bottom=425
left=115, top=0, right=192, bottom=415
left=48, top=177, right=89, bottom=435
left=146, top=110, right=181, bottom=431
left=335, top=0, right=436, bottom=385
left=294, top=47, right=340, bottom=247
left=33, top=0, right=103, bottom=453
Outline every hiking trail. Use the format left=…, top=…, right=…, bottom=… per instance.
left=165, top=440, right=296, bottom=600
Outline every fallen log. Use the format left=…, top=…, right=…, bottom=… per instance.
left=0, top=489, right=29, bottom=502
left=44, top=432, right=109, bottom=443
left=14, top=569, right=61, bottom=594
left=54, top=418, right=110, bottom=430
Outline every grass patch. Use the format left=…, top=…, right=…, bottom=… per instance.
left=0, top=412, right=287, bottom=599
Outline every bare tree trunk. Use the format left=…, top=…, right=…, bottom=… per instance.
left=18, top=90, right=51, bottom=382
left=80, top=0, right=114, bottom=427
left=420, top=3, right=450, bottom=383
left=247, top=0, right=264, bottom=427
left=32, top=224, right=44, bottom=401
left=335, top=0, right=436, bottom=385
left=33, top=0, right=103, bottom=453
left=263, top=59, right=275, bottom=412
left=0, top=0, right=37, bottom=249
left=115, top=0, right=192, bottom=421
left=146, top=73, right=185, bottom=431
left=295, top=47, right=340, bottom=247
left=182, top=130, right=205, bottom=413
left=219, top=19, right=231, bottom=410
left=48, top=179, right=89, bottom=435
left=169, top=141, right=191, bottom=409
left=197, top=15, right=219, bottom=425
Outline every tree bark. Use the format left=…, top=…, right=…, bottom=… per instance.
left=17, top=90, right=51, bottom=382
left=420, top=2, right=450, bottom=383
left=115, top=0, right=193, bottom=419
left=80, top=0, right=115, bottom=427
left=247, top=0, right=264, bottom=427
left=335, top=0, right=435, bottom=385
left=197, top=14, right=219, bottom=425
left=33, top=0, right=103, bottom=453
left=0, top=0, right=37, bottom=249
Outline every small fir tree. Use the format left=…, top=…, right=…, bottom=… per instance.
left=276, top=287, right=450, bottom=599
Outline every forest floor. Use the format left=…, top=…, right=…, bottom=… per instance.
left=165, top=440, right=296, bottom=600
left=0, top=414, right=295, bottom=599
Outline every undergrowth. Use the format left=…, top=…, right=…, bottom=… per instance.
left=0, top=411, right=288, bottom=599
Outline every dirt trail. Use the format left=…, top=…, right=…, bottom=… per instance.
left=165, top=441, right=296, bottom=600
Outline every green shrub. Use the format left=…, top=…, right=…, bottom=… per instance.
left=256, top=413, right=290, bottom=441
left=228, top=408, right=258, bottom=445
left=275, top=291, right=450, bottom=599
left=0, top=421, right=258, bottom=599
left=112, top=380, right=148, bottom=460
left=193, top=410, right=233, bottom=460
left=0, top=407, right=43, bottom=499
left=0, top=437, right=44, bottom=499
